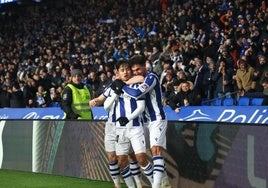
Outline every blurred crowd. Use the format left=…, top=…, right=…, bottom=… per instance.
left=0, top=0, right=267, bottom=108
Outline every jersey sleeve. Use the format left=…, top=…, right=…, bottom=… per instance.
left=126, top=99, right=145, bottom=122
left=102, top=85, right=112, bottom=98
left=122, top=74, right=157, bottom=99
left=103, top=89, right=118, bottom=111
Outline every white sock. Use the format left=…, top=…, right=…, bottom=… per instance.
left=161, top=170, right=171, bottom=187
left=109, top=161, right=121, bottom=188
left=141, top=161, right=154, bottom=186
left=121, top=165, right=135, bottom=188
left=130, top=161, right=142, bottom=188
left=152, top=156, right=165, bottom=188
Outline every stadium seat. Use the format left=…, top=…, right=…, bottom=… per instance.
left=201, top=99, right=210, bottom=106
left=222, top=98, right=234, bottom=106
left=49, top=102, right=60, bottom=107
left=213, top=98, right=222, bottom=106
left=237, top=97, right=250, bottom=106
left=250, top=98, right=263, bottom=106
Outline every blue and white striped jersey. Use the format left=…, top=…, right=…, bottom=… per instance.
left=103, top=84, right=144, bottom=126
left=102, top=86, right=115, bottom=123
left=122, top=71, right=166, bottom=122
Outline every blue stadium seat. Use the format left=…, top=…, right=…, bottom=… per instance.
left=49, top=102, right=60, bottom=107
left=237, top=97, right=250, bottom=106
left=250, top=98, right=263, bottom=106
left=222, top=98, right=234, bottom=106
left=213, top=98, right=222, bottom=106
left=201, top=99, right=210, bottom=106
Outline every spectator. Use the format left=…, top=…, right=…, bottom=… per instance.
left=242, top=71, right=268, bottom=105
left=165, top=71, right=188, bottom=100
left=191, top=58, right=209, bottom=99
left=216, top=46, right=235, bottom=69
left=204, top=62, right=216, bottom=100
left=50, top=70, right=62, bottom=88
left=167, top=81, right=197, bottom=113
left=203, top=38, right=219, bottom=62
left=34, top=85, right=52, bottom=108
left=235, top=59, right=256, bottom=96
left=159, top=59, right=173, bottom=87
left=2, top=76, right=13, bottom=89
left=261, top=77, right=268, bottom=105
left=38, top=68, right=53, bottom=93
left=150, top=46, right=163, bottom=77
left=161, top=72, right=174, bottom=97
left=213, top=60, right=234, bottom=98
left=165, top=79, right=181, bottom=107
left=253, top=55, right=268, bottom=92
left=0, top=0, right=267, bottom=108
left=10, top=82, right=25, bottom=108
left=95, top=73, right=112, bottom=98
left=0, top=85, right=11, bottom=108
left=195, top=28, right=208, bottom=49
left=18, top=80, right=27, bottom=105
left=23, top=78, right=37, bottom=108
left=50, top=86, right=63, bottom=106
left=93, top=56, right=105, bottom=74
left=113, top=42, right=130, bottom=61
left=84, top=70, right=100, bottom=98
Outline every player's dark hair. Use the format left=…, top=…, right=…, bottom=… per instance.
left=129, top=55, right=146, bottom=67
left=114, top=59, right=130, bottom=70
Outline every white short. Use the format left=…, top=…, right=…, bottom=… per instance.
left=104, top=122, right=116, bottom=152
left=115, top=126, right=146, bottom=155
left=147, top=119, right=167, bottom=149
left=143, top=123, right=150, bottom=150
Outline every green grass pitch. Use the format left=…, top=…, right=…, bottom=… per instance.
left=0, top=169, right=127, bottom=188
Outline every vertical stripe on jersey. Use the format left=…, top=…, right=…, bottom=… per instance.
left=105, top=84, right=144, bottom=127
left=144, top=72, right=166, bottom=121
left=130, top=97, right=140, bottom=126
left=117, top=92, right=141, bottom=126
left=119, top=97, right=125, bottom=117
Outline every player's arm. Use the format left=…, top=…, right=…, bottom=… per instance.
left=89, top=85, right=112, bottom=107
left=127, top=99, right=145, bottom=121
left=125, top=75, right=144, bottom=85
left=117, top=99, right=145, bottom=126
left=122, top=75, right=156, bottom=99
left=89, top=94, right=106, bottom=107
left=103, top=90, right=118, bottom=111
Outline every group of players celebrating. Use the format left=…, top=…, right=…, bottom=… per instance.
left=90, top=55, right=170, bottom=188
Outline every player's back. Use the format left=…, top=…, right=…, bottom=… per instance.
left=144, top=72, right=166, bottom=122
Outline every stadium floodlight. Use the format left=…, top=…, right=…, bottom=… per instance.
left=0, top=0, right=18, bottom=4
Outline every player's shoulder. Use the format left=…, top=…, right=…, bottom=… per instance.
left=146, top=71, right=158, bottom=79
left=103, top=86, right=112, bottom=97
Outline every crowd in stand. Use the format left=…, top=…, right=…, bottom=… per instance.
left=0, top=0, right=267, bottom=109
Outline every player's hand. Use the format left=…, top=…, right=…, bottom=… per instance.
left=89, top=99, right=97, bottom=107
left=116, top=117, right=129, bottom=126
left=111, top=79, right=126, bottom=95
